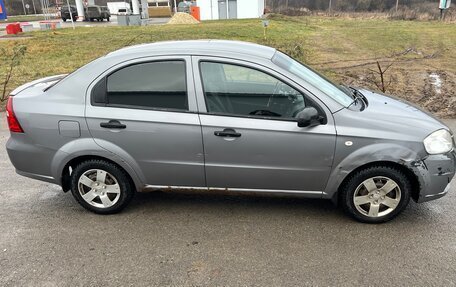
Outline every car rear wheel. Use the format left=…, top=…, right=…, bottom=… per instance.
left=62, top=18, right=67, bottom=22
left=70, top=159, right=135, bottom=214
left=341, top=166, right=411, bottom=223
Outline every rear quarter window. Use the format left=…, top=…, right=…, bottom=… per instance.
left=105, top=61, right=188, bottom=111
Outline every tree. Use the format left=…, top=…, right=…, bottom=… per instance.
left=1, top=45, right=27, bottom=102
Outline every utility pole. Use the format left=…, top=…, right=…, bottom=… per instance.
left=21, top=0, right=27, bottom=15
left=31, top=0, right=37, bottom=14
left=396, top=0, right=399, bottom=13
left=67, top=0, right=75, bottom=29
left=285, top=0, right=289, bottom=10
left=329, top=0, right=332, bottom=13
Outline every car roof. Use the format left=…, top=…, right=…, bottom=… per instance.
left=107, top=40, right=277, bottom=60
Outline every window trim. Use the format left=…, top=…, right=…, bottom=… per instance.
left=197, top=59, right=327, bottom=124
left=91, top=59, right=190, bottom=112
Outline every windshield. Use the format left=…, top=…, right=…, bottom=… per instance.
left=272, top=51, right=353, bottom=107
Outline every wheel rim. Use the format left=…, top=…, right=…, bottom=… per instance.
left=353, top=176, right=401, bottom=218
left=78, top=169, right=121, bottom=209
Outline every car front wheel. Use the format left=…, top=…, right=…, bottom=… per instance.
left=341, top=166, right=411, bottom=223
left=70, top=159, right=135, bottom=214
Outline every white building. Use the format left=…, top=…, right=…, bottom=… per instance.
left=196, top=0, right=264, bottom=20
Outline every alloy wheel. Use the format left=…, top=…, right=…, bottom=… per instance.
left=78, top=169, right=121, bottom=208
left=353, top=176, right=401, bottom=218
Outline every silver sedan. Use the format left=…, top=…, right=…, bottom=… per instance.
left=6, top=40, right=456, bottom=223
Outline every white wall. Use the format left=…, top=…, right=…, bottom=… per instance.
left=258, top=0, right=265, bottom=17
left=197, top=0, right=217, bottom=20
left=237, top=0, right=260, bottom=19
left=197, top=0, right=263, bottom=20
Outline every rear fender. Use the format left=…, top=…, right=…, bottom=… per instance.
left=51, top=138, right=146, bottom=192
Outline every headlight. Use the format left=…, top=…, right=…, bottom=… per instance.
left=423, top=129, right=454, bottom=155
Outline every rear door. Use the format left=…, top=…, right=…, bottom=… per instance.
left=192, top=57, right=337, bottom=194
left=85, top=56, right=205, bottom=187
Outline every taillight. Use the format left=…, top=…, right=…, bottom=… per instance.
left=6, top=97, right=24, bottom=133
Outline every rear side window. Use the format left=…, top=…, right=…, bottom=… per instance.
left=106, top=61, right=188, bottom=111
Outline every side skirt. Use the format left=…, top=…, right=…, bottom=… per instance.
left=143, top=185, right=324, bottom=198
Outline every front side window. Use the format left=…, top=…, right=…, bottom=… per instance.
left=106, top=61, right=188, bottom=110
left=272, top=51, right=353, bottom=107
left=200, top=62, right=306, bottom=119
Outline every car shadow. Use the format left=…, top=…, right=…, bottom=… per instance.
left=34, top=185, right=445, bottom=226
left=126, top=189, right=349, bottom=222
left=122, top=189, right=445, bottom=226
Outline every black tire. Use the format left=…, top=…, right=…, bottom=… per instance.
left=62, top=18, right=67, bottom=22
left=340, top=165, right=411, bottom=223
left=107, top=17, right=110, bottom=21
left=70, top=159, right=135, bottom=214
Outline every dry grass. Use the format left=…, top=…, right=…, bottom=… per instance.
left=0, top=15, right=455, bottom=117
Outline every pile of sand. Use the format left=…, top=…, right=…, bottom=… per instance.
left=167, top=12, right=199, bottom=25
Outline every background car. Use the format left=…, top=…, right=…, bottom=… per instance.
left=5, top=40, right=456, bottom=223
left=86, top=5, right=110, bottom=22
left=177, top=0, right=194, bottom=13
left=60, top=5, right=78, bottom=22
left=117, top=7, right=132, bottom=15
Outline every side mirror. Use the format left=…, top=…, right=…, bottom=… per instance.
left=296, top=107, right=321, bottom=127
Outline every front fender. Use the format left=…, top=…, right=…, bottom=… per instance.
left=323, top=142, right=422, bottom=199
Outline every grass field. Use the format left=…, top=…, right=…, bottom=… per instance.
left=2, top=15, right=46, bottom=23
left=1, top=15, right=455, bottom=117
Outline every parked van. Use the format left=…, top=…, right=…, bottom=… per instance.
left=86, top=5, right=111, bottom=22
left=60, top=5, right=78, bottom=22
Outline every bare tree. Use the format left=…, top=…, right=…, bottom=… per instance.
left=1, top=45, right=27, bottom=103
left=367, top=61, right=394, bottom=93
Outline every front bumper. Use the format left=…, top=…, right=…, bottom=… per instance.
left=414, top=150, right=456, bottom=203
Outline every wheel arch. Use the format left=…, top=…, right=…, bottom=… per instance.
left=61, top=155, right=139, bottom=193
left=333, top=160, right=420, bottom=204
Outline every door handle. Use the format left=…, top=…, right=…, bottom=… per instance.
left=214, top=128, right=241, bottom=138
left=100, top=120, right=126, bottom=129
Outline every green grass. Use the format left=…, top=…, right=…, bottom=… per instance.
left=2, top=15, right=46, bottom=23
left=1, top=15, right=455, bottom=116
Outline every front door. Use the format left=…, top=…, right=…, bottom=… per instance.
left=192, top=57, right=336, bottom=193
left=85, top=56, right=205, bottom=187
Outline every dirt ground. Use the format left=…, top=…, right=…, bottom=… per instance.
left=341, top=65, right=456, bottom=118
left=312, top=48, right=456, bottom=118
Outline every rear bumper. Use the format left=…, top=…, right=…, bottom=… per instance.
left=414, top=150, right=456, bottom=203
left=16, top=169, right=57, bottom=184
left=6, top=136, right=58, bottom=184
